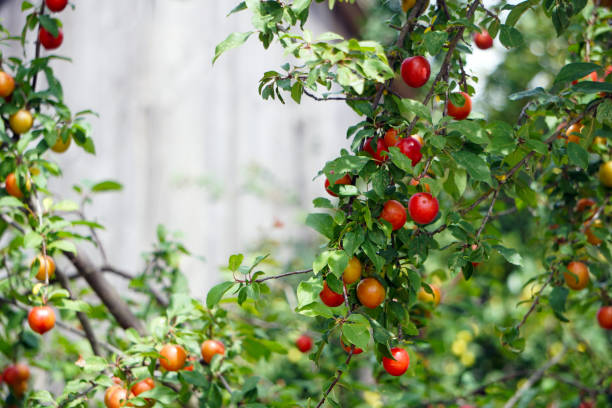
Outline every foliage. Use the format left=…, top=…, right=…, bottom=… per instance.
left=0, top=0, right=610, bottom=408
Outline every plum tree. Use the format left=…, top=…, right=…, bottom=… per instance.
left=0, top=1, right=611, bottom=407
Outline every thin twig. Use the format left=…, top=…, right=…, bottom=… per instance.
left=218, top=373, right=233, bottom=394
left=303, top=88, right=370, bottom=102
left=516, top=272, right=554, bottom=332
left=503, top=346, right=567, bottom=408
left=475, top=189, right=499, bottom=238
left=31, top=1, right=45, bottom=93
left=234, top=268, right=312, bottom=283
left=315, top=348, right=354, bottom=408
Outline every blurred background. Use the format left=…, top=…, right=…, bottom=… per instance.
left=0, top=0, right=551, bottom=296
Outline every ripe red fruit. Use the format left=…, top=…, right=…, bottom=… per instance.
left=159, top=344, right=187, bottom=371
left=131, top=378, right=155, bottom=397
left=408, top=193, right=439, bottom=225
left=401, top=56, right=431, bottom=88
left=28, top=306, right=55, bottom=334
left=363, top=137, right=389, bottom=164
left=473, top=29, right=493, bottom=49
left=572, top=71, right=598, bottom=85
left=341, top=340, right=363, bottom=355
left=396, top=137, right=422, bottom=166
left=356, top=278, right=385, bottom=309
left=3, top=364, right=29, bottom=386
left=0, top=71, right=15, bottom=99
left=446, top=92, right=472, bottom=120
left=201, top=339, right=225, bottom=364
left=295, top=334, right=313, bottom=353
left=597, top=306, right=612, bottom=329
left=380, top=200, right=407, bottom=231
left=384, top=128, right=400, bottom=147
left=564, top=261, right=589, bottom=290
left=105, top=386, right=129, bottom=408
left=39, top=27, right=64, bottom=50
left=46, top=0, right=68, bottom=12
left=183, top=356, right=196, bottom=371
left=382, top=347, right=410, bottom=376
left=324, top=174, right=352, bottom=197
left=319, top=282, right=345, bottom=307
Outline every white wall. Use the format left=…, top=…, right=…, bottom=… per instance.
left=0, top=1, right=357, bottom=295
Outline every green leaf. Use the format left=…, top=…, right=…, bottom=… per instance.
left=296, top=280, right=321, bottom=309
left=24, top=231, right=43, bottom=249
left=487, top=121, right=516, bottom=154
left=387, top=146, right=416, bottom=173
left=342, top=314, right=370, bottom=350
left=567, top=142, right=588, bottom=169
left=51, top=200, right=79, bottom=212
left=0, top=196, right=25, bottom=208
left=206, top=281, right=236, bottom=309
left=228, top=1, right=247, bottom=16
left=38, top=15, right=59, bottom=37
left=91, top=180, right=123, bottom=192
left=397, top=98, right=432, bottom=123
left=305, top=213, right=335, bottom=239
left=506, top=1, right=533, bottom=27
left=361, top=59, right=394, bottom=82
left=448, top=121, right=487, bottom=145
left=572, top=81, right=612, bottom=94
left=81, top=356, right=107, bottom=373
left=597, top=100, right=612, bottom=127
left=451, top=151, right=491, bottom=184
left=499, top=25, right=523, bottom=48
left=508, top=87, right=546, bottom=101
left=337, top=66, right=365, bottom=94
left=423, top=31, right=448, bottom=56
left=213, top=31, right=254, bottom=64
left=372, top=168, right=390, bottom=197
left=493, top=245, right=523, bottom=266
left=342, top=227, right=365, bottom=256
left=48, top=240, right=77, bottom=254
left=291, top=81, right=303, bottom=104
left=297, top=301, right=335, bottom=318
left=29, top=390, right=55, bottom=404
left=328, top=250, right=349, bottom=278
left=549, top=286, right=568, bottom=314
left=229, top=254, right=244, bottom=272
left=362, top=239, right=385, bottom=271
left=554, top=62, right=600, bottom=84
left=55, top=299, right=92, bottom=313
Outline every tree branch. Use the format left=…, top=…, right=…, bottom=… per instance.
left=65, top=251, right=147, bottom=335
left=31, top=1, right=45, bottom=94
left=503, top=346, right=566, bottom=408
left=54, top=267, right=101, bottom=356
left=315, top=348, right=354, bottom=408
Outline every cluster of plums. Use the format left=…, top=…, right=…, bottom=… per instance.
left=295, top=332, right=410, bottom=377
left=39, top=0, right=69, bottom=50
left=1, top=363, right=30, bottom=398
left=564, top=261, right=612, bottom=330
left=104, top=340, right=226, bottom=407
left=396, top=26, right=495, bottom=122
